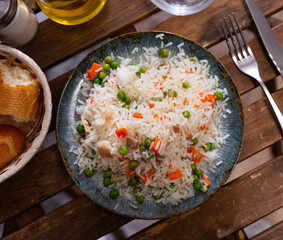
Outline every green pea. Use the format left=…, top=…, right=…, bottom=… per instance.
left=133, top=187, right=142, bottom=194
left=192, top=138, right=198, bottom=146
left=103, top=63, right=110, bottom=71
left=110, top=61, right=119, bottom=69
left=201, top=185, right=208, bottom=193
left=191, top=164, right=197, bottom=171
left=104, top=56, right=112, bottom=64
left=104, top=170, right=112, bottom=177
left=148, top=185, right=154, bottom=189
left=123, top=96, right=130, bottom=105
left=163, top=91, right=168, bottom=97
left=193, top=175, right=198, bottom=180
left=76, top=124, right=85, bottom=134
left=193, top=181, right=201, bottom=190
left=128, top=177, right=138, bottom=186
left=98, top=71, right=107, bottom=80
left=189, top=57, right=196, bottom=63
left=100, top=82, right=105, bottom=87
left=203, top=143, right=214, bottom=152
left=152, top=97, right=162, bottom=102
left=159, top=49, right=169, bottom=58
left=119, top=146, right=128, bottom=155
left=195, top=169, right=203, bottom=177
left=103, top=177, right=111, bottom=187
left=117, top=91, right=126, bottom=100
left=136, top=195, right=144, bottom=204
left=182, top=82, right=190, bottom=89
left=129, top=160, right=139, bottom=169
left=144, top=138, right=153, bottom=148
left=140, top=145, right=147, bottom=152
left=147, top=155, right=154, bottom=160
left=183, top=110, right=190, bottom=118
left=84, top=168, right=94, bottom=177
left=168, top=90, right=177, bottom=98
left=91, top=149, right=96, bottom=156
left=93, top=77, right=102, bottom=85
left=135, top=106, right=138, bottom=109
left=215, top=91, right=223, bottom=100
left=122, top=104, right=130, bottom=110
left=153, top=194, right=162, bottom=200
left=109, top=188, right=119, bottom=199
left=136, top=67, right=146, bottom=76
left=169, top=183, right=175, bottom=189
left=112, top=173, right=120, bottom=183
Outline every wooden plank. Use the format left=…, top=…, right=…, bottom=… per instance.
left=0, top=144, right=73, bottom=224
left=19, top=0, right=158, bottom=70
left=3, top=196, right=132, bottom=240
left=3, top=155, right=283, bottom=240
left=152, top=0, right=283, bottom=48
left=22, top=0, right=40, bottom=13
left=127, top=155, right=283, bottom=240
left=251, top=221, right=283, bottom=240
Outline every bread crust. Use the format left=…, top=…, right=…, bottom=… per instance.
left=0, top=63, right=40, bottom=121
left=0, top=124, right=25, bottom=169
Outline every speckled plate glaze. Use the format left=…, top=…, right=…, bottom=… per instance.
left=56, top=31, right=244, bottom=219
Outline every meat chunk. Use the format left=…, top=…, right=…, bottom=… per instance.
left=186, top=131, right=194, bottom=141
left=126, top=136, right=138, bottom=148
left=97, top=140, right=112, bottom=158
left=173, top=124, right=180, bottom=133
left=101, top=109, right=114, bottom=120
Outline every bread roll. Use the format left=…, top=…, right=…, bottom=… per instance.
left=0, top=61, right=40, bottom=121
left=0, top=124, right=25, bottom=169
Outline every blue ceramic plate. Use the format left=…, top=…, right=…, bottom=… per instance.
left=56, top=31, right=244, bottom=219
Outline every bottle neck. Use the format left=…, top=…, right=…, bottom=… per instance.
left=0, top=0, right=18, bottom=30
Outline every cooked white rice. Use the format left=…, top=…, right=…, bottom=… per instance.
left=74, top=45, right=228, bottom=205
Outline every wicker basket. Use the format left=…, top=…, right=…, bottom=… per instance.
left=0, top=44, right=52, bottom=183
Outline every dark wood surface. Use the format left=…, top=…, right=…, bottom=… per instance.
left=1, top=0, right=282, bottom=239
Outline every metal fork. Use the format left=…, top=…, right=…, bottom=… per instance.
left=221, top=13, right=283, bottom=135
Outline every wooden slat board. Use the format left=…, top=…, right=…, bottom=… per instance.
left=19, top=0, right=158, bottom=70
left=152, top=0, right=283, bottom=48
left=251, top=221, right=283, bottom=240
left=128, top=155, right=283, bottom=240
left=3, top=155, right=283, bottom=240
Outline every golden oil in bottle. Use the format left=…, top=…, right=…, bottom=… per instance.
left=36, top=0, right=107, bottom=25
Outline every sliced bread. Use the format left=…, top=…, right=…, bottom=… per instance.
left=0, top=61, right=40, bottom=121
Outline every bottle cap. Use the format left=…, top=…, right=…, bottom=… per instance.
left=0, top=0, right=17, bottom=30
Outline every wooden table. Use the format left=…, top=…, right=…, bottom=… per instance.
left=1, top=0, right=283, bottom=239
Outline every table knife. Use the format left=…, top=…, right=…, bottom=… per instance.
left=245, top=0, right=283, bottom=78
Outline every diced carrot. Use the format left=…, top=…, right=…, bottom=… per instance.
left=192, top=156, right=201, bottom=163
left=87, top=69, right=94, bottom=80
left=200, top=124, right=206, bottom=130
left=115, top=128, right=128, bottom=137
left=154, top=83, right=163, bottom=90
left=187, top=147, right=197, bottom=154
left=122, top=156, right=129, bottom=161
left=201, top=94, right=217, bottom=103
left=152, top=137, right=161, bottom=153
left=153, top=114, right=159, bottom=118
left=202, top=175, right=211, bottom=186
left=125, top=166, right=135, bottom=179
left=149, top=104, right=155, bottom=109
left=141, top=175, right=147, bottom=184
left=194, top=104, right=199, bottom=110
left=168, top=169, right=182, bottom=180
left=147, top=169, right=152, bottom=177
left=133, top=112, right=143, bottom=118
left=199, top=92, right=204, bottom=98
left=91, top=63, right=102, bottom=73
left=185, top=70, right=193, bottom=74
left=90, top=99, right=95, bottom=104
left=183, top=97, right=187, bottom=105
left=199, top=152, right=206, bottom=158
left=168, top=100, right=170, bottom=104
left=173, top=103, right=177, bottom=107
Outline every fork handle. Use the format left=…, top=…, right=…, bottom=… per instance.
left=257, top=79, right=283, bottom=135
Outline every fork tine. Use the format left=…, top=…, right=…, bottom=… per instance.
left=228, top=15, right=248, bottom=58
left=223, top=17, right=243, bottom=61
left=232, top=13, right=253, bottom=56
left=220, top=20, right=238, bottom=63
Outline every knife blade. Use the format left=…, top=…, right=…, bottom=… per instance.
left=245, top=0, right=283, bottom=78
